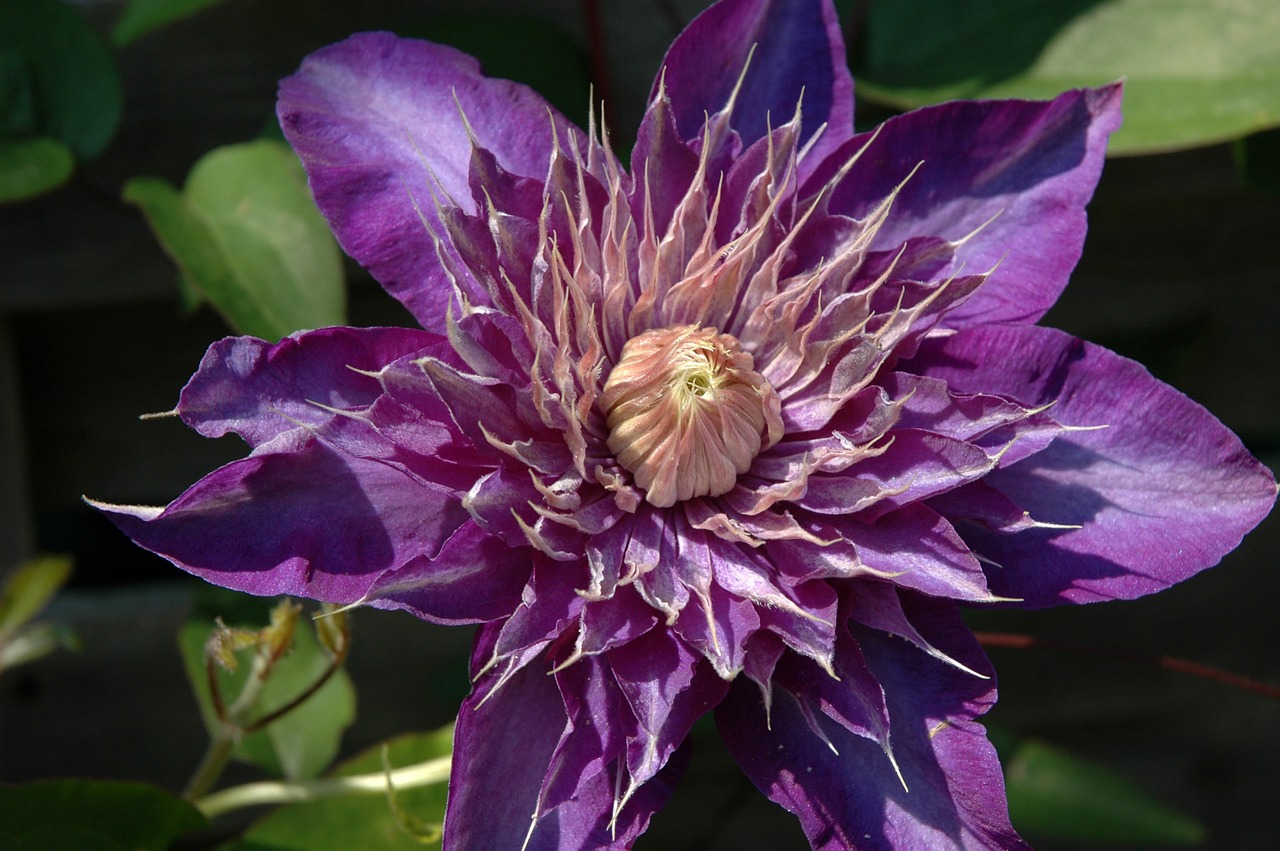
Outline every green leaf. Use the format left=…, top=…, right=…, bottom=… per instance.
left=0, top=554, right=72, bottom=634
left=854, top=0, right=1280, bottom=155
left=112, top=0, right=228, bottom=46
left=0, top=779, right=206, bottom=850
left=1004, top=739, right=1206, bottom=844
left=227, top=728, right=453, bottom=851
left=0, top=137, right=74, bottom=202
left=124, top=140, right=346, bottom=341
left=0, top=0, right=123, bottom=159
left=179, top=589, right=356, bottom=781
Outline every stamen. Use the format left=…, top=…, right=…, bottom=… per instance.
left=602, top=326, right=782, bottom=507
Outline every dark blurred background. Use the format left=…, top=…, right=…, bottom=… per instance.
left=1, top=1, right=1277, bottom=849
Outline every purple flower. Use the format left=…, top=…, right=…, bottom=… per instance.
left=96, top=0, right=1276, bottom=847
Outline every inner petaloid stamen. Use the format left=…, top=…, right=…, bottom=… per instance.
left=602, top=325, right=783, bottom=508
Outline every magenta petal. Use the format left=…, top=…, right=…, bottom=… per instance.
left=811, top=85, right=1122, bottom=328
left=94, top=438, right=467, bottom=603
left=179, top=326, right=442, bottom=447
left=657, top=0, right=853, bottom=166
left=718, top=599, right=1027, bottom=851
left=278, top=32, right=583, bottom=330
left=913, top=323, right=1277, bottom=606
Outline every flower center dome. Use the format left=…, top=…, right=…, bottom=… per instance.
left=602, top=325, right=783, bottom=507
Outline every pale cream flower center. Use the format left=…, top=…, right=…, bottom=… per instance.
left=602, top=325, right=782, bottom=508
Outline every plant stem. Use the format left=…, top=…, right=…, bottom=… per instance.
left=195, top=754, right=453, bottom=819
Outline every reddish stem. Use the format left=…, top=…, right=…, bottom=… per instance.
left=975, top=631, right=1280, bottom=701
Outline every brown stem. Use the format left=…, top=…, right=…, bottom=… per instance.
left=974, top=631, right=1280, bottom=701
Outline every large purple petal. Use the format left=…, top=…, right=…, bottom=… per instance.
left=809, top=85, right=1121, bottom=328
left=278, top=33, right=583, bottom=330
left=718, top=597, right=1027, bottom=850
left=657, top=0, right=853, bottom=167
left=912, top=323, right=1277, bottom=606
left=92, top=437, right=467, bottom=602
left=447, top=629, right=684, bottom=851
left=179, top=326, right=442, bottom=448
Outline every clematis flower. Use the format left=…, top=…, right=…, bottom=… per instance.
left=96, top=0, right=1276, bottom=847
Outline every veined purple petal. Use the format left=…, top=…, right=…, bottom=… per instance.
left=278, top=32, right=584, bottom=330
left=447, top=636, right=565, bottom=850
left=607, top=628, right=729, bottom=806
left=179, top=326, right=443, bottom=447
left=809, top=84, right=1122, bottom=328
left=362, top=519, right=529, bottom=624
left=718, top=597, right=1027, bottom=851
left=92, top=437, right=467, bottom=603
left=657, top=0, right=853, bottom=170
left=912, top=323, right=1277, bottom=606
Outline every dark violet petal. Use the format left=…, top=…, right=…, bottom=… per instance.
left=494, top=556, right=587, bottom=661
left=773, top=620, right=891, bottom=749
left=538, top=655, right=628, bottom=816
left=837, top=504, right=1000, bottom=602
left=656, top=0, right=853, bottom=168
left=93, top=437, right=467, bottom=603
left=800, top=430, right=1003, bottom=519
left=362, top=519, right=529, bottom=624
left=630, top=86, right=701, bottom=239
left=179, top=326, right=443, bottom=447
left=278, top=33, right=583, bottom=330
left=718, top=597, right=1027, bottom=851
left=910, top=324, right=1277, bottom=607
left=446, top=641, right=568, bottom=850
left=810, top=85, right=1122, bottom=328
left=608, top=628, right=729, bottom=799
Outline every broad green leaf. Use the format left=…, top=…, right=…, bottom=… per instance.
left=112, top=0, right=228, bottom=46
left=854, top=0, right=1280, bottom=155
left=125, top=140, right=346, bottom=341
left=0, top=137, right=74, bottom=202
left=0, top=0, right=122, bottom=158
left=0, top=554, right=71, bottom=633
left=227, top=727, right=453, bottom=851
left=1004, top=739, right=1205, bottom=844
left=0, top=779, right=206, bottom=850
left=179, top=588, right=356, bottom=781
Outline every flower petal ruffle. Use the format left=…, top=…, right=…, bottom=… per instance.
left=278, top=32, right=583, bottom=329
left=911, top=323, right=1278, bottom=606
left=717, top=595, right=1027, bottom=851
left=92, top=437, right=467, bottom=603
left=809, top=84, right=1122, bottom=329
left=657, top=0, right=853, bottom=172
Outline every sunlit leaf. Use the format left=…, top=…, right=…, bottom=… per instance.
left=0, top=0, right=122, bottom=158
left=124, top=140, right=346, bottom=341
left=0, top=779, right=206, bottom=850
left=0, top=137, right=73, bottom=202
left=854, top=0, right=1280, bottom=155
left=1004, top=738, right=1205, bottom=844
left=112, top=0, right=228, bottom=46
left=226, top=727, right=453, bottom=851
